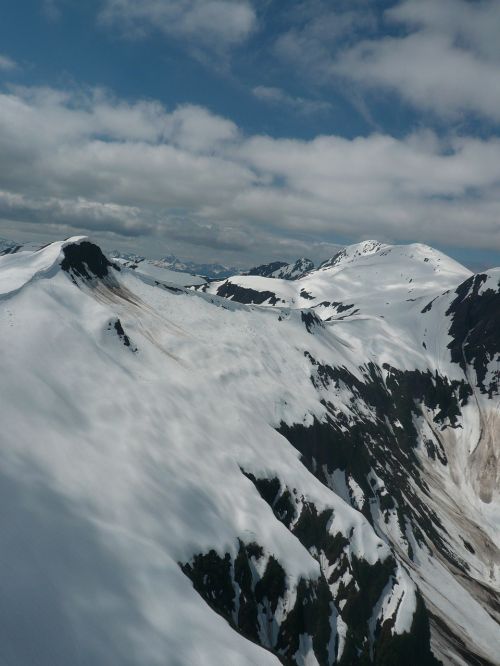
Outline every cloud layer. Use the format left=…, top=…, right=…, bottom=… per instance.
left=252, top=86, right=331, bottom=116
left=275, top=0, right=500, bottom=124
left=98, top=0, right=256, bottom=51
left=0, top=54, right=17, bottom=71
left=1, top=84, right=500, bottom=262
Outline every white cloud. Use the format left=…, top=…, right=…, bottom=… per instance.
left=274, top=0, right=500, bottom=124
left=387, top=0, right=500, bottom=60
left=252, top=86, right=331, bottom=115
left=0, top=55, right=17, bottom=71
left=335, top=0, right=500, bottom=122
left=42, top=0, right=61, bottom=21
left=98, top=0, right=256, bottom=50
left=274, top=2, right=377, bottom=82
left=1, top=85, right=500, bottom=263
left=0, top=191, right=149, bottom=236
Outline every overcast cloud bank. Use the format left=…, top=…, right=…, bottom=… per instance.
left=0, top=84, right=500, bottom=263
left=1, top=0, right=499, bottom=264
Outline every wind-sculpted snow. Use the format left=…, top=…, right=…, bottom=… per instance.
left=0, top=238, right=498, bottom=665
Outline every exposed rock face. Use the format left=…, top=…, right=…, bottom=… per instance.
left=60, top=240, right=118, bottom=280
left=216, top=280, right=283, bottom=305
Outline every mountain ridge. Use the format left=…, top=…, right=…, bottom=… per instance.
left=0, top=236, right=498, bottom=665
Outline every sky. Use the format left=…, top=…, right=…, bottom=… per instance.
left=0, top=0, right=500, bottom=270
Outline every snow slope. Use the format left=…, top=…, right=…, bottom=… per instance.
left=0, top=238, right=498, bottom=665
left=112, top=256, right=206, bottom=287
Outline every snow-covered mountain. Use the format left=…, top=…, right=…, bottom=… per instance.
left=160, top=254, right=239, bottom=280
left=0, top=237, right=499, bottom=665
left=0, top=237, right=20, bottom=254
left=245, top=257, right=315, bottom=280
left=209, top=240, right=471, bottom=313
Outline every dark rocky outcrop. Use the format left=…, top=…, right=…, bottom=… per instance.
left=61, top=241, right=119, bottom=281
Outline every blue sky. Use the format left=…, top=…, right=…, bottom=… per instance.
left=0, top=0, right=499, bottom=269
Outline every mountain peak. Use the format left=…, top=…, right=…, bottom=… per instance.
left=245, top=257, right=315, bottom=280
left=60, top=239, right=118, bottom=281
left=319, top=240, right=384, bottom=269
left=245, top=260, right=288, bottom=278
left=317, top=239, right=470, bottom=278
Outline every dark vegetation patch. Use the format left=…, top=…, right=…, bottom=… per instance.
left=182, top=466, right=439, bottom=665
left=181, top=550, right=235, bottom=618
left=241, top=471, right=436, bottom=664
left=373, top=593, right=442, bottom=665
left=281, top=354, right=472, bottom=571
left=181, top=542, right=337, bottom=666
left=338, top=557, right=399, bottom=665
left=277, top=577, right=333, bottom=666
left=446, top=273, right=500, bottom=396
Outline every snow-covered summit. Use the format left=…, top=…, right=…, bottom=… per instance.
left=319, top=239, right=466, bottom=276
left=208, top=239, right=472, bottom=322
left=319, top=239, right=385, bottom=268
left=0, top=235, right=93, bottom=295
left=272, top=257, right=315, bottom=280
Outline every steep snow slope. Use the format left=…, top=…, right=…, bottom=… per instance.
left=0, top=238, right=498, bottom=665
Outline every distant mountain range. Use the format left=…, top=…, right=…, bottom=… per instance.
left=109, top=250, right=318, bottom=281
left=108, top=249, right=239, bottom=280
left=0, top=237, right=20, bottom=254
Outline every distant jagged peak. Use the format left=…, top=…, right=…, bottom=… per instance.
left=245, top=257, right=315, bottom=280
left=347, top=239, right=384, bottom=257
left=157, top=255, right=238, bottom=280
left=244, top=260, right=288, bottom=278
left=0, top=237, right=20, bottom=255
left=318, top=240, right=384, bottom=270
left=108, top=249, right=145, bottom=264
left=106, top=249, right=237, bottom=280
left=272, top=257, right=315, bottom=280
